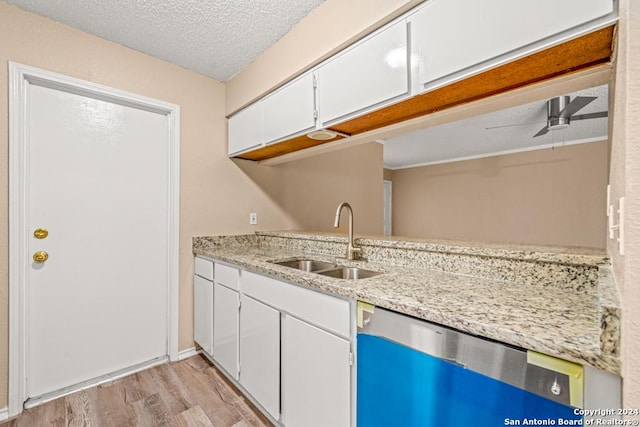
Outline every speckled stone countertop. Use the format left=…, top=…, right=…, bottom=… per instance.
left=193, top=232, right=620, bottom=375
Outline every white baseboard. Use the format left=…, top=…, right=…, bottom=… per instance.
left=25, top=356, right=168, bottom=409
left=12, top=350, right=198, bottom=415
left=178, top=347, right=200, bottom=360
left=0, top=407, right=10, bottom=421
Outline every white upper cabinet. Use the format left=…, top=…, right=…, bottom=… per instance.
left=228, top=101, right=262, bottom=155
left=317, top=19, right=409, bottom=126
left=410, top=0, right=614, bottom=91
left=263, top=73, right=316, bottom=144
left=228, top=0, right=615, bottom=159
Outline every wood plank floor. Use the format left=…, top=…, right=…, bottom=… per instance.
left=1, top=355, right=273, bottom=427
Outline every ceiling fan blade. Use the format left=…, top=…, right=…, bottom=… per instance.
left=559, top=96, right=597, bottom=118
left=571, top=111, right=609, bottom=121
left=485, top=120, right=546, bottom=130
left=533, top=125, right=550, bottom=137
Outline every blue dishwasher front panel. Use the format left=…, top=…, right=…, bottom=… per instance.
left=357, top=334, right=582, bottom=427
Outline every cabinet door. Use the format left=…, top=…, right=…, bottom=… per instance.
left=317, top=20, right=409, bottom=126
left=193, top=275, right=213, bottom=355
left=213, top=283, right=239, bottom=379
left=263, top=73, right=316, bottom=144
left=240, top=295, right=280, bottom=419
left=411, top=0, right=613, bottom=89
left=283, top=315, right=351, bottom=427
left=228, top=102, right=262, bottom=155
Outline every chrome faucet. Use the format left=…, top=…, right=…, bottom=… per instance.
left=333, top=202, right=361, bottom=260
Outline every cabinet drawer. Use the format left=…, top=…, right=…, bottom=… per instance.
left=215, top=263, right=240, bottom=291
left=242, top=271, right=350, bottom=338
left=194, top=256, right=214, bottom=281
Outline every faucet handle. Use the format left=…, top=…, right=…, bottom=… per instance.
left=348, top=245, right=362, bottom=261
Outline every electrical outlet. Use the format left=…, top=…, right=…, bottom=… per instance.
left=249, top=212, right=258, bottom=225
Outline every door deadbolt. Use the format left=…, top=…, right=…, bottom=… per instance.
left=34, top=228, right=48, bottom=239
left=33, top=251, right=49, bottom=263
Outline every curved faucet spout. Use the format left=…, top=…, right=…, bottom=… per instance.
left=333, top=202, right=361, bottom=260
left=334, top=202, right=350, bottom=228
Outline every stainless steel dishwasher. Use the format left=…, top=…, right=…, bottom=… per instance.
left=357, top=305, right=621, bottom=427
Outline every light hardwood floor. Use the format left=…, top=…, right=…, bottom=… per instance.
left=1, top=355, right=272, bottom=427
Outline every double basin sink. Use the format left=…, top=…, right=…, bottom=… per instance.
left=272, top=259, right=381, bottom=280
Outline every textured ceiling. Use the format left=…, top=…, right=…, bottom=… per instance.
left=3, top=0, right=325, bottom=81
left=383, top=84, right=609, bottom=170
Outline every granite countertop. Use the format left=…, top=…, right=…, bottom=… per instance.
left=258, top=231, right=609, bottom=265
left=193, top=233, right=619, bottom=375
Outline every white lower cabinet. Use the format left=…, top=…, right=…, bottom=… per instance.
left=193, top=275, right=214, bottom=355
left=197, top=261, right=353, bottom=426
left=213, top=282, right=239, bottom=380
left=282, top=315, right=351, bottom=427
left=239, top=295, right=281, bottom=419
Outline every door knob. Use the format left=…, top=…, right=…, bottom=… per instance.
left=33, top=251, right=49, bottom=263
left=34, top=228, right=49, bottom=239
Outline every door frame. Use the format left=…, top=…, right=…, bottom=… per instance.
left=383, top=179, right=392, bottom=236
left=8, top=62, right=180, bottom=416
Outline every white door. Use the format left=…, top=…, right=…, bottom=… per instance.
left=282, top=315, right=351, bottom=427
left=26, top=83, right=170, bottom=399
left=240, top=295, right=280, bottom=419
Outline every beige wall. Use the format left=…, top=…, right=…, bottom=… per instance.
left=611, top=0, right=640, bottom=407
left=388, top=141, right=609, bottom=248
left=225, top=0, right=424, bottom=114
left=0, top=3, right=382, bottom=408
left=239, top=142, right=384, bottom=234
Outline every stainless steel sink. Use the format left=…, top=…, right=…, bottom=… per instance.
left=273, top=259, right=337, bottom=272
left=317, top=267, right=382, bottom=280
left=271, top=259, right=382, bottom=280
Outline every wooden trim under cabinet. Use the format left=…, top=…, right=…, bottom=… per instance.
left=233, top=25, right=614, bottom=162
left=235, top=132, right=349, bottom=161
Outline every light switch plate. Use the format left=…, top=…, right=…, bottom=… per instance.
left=618, top=197, right=625, bottom=255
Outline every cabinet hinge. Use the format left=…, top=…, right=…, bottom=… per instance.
left=238, top=299, right=241, bottom=309
left=313, top=110, right=318, bottom=120
left=313, top=74, right=317, bottom=88
left=349, top=351, right=354, bottom=366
